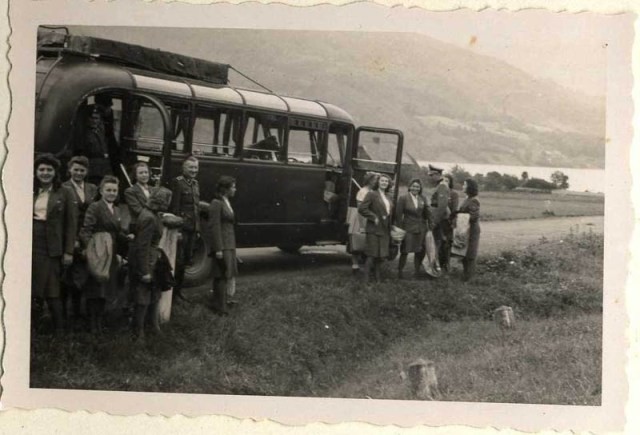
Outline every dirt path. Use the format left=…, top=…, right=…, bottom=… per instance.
left=228, top=215, right=604, bottom=280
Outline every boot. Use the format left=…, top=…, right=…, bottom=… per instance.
left=374, top=260, right=382, bottom=283
left=95, top=299, right=106, bottom=335
left=148, top=301, right=162, bottom=334
left=48, top=297, right=65, bottom=337
left=87, top=299, right=97, bottom=334
left=414, top=252, right=425, bottom=278
left=133, top=304, right=146, bottom=341
left=363, top=258, right=373, bottom=285
left=398, top=254, right=407, bottom=279
left=211, top=278, right=228, bottom=315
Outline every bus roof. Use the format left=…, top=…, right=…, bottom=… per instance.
left=37, top=30, right=355, bottom=124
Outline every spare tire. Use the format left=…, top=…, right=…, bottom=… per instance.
left=183, top=234, right=212, bottom=287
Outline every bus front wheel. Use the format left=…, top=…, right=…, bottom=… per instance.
left=278, top=244, right=302, bottom=254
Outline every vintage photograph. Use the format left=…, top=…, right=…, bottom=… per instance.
left=3, top=2, right=634, bottom=432
left=29, top=20, right=607, bottom=403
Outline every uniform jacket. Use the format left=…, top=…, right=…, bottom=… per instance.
left=209, top=197, right=236, bottom=253
left=124, top=183, right=150, bottom=222
left=131, top=208, right=162, bottom=277
left=35, top=186, right=78, bottom=258
left=430, top=180, right=451, bottom=226
left=169, top=175, right=200, bottom=232
left=358, top=190, right=392, bottom=236
left=62, top=180, right=97, bottom=235
left=79, top=199, right=129, bottom=249
left=395, top=193, right=432, bottom=234
left=448, top=189, right=460, bottom=226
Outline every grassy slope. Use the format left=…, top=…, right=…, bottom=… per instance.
left=30, top=231, right=603, bottom=404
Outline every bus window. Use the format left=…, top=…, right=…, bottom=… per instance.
left=287, top=118, right=327, bottom=165
left=242, top=112, right=286, bottom=162
left=133, top=102, right=164, bottom=152
left=327, top=124, right=349, bottom=168
left=192, top=106, right=241, bottom=157
left=167, top=102, right=190, bottom=153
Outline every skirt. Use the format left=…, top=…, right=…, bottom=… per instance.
left=84, top=253, right=119, bottom=300
left=32, top=220, right=62, bottom=299
left=132, top=280, right=161, bottom=306
left=212, top=249, right=238, bottom=279
left=365, top=232, right=390, bottom=259
left=401, top=230, right=425, bottom=254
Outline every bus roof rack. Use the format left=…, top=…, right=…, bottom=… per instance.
left=37, top=29, right=230, bottom=85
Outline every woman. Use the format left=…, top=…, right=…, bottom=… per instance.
left=61, top=155, right=98, bottom=327
left=347, top=171, right=376, bottom=273
left=209, top=176, right=238, bottom=315
left=358, top=173, right=392, bottom=284
left=455, top=178, right=481, bottom=281
left=80, top=175, right=133, bottom=334
left=32, top=154, right=77, bottom=336
left=130, top=186, right=173, bottom=340
left=124, top=162, right=152, bottom=229
left=395, top=178, right=432, bottom=279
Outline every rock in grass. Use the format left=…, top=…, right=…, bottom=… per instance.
left=407, top=359, right=439, bottom=400
left=493, top=306, right=516, bottom=329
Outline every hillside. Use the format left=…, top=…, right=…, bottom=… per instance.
left=68, top=27, right=605, bottom=169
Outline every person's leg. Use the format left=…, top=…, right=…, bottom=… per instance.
left=96, top=298, right=106, bottom=334
left=211, top=277, right=228, bottom=314
left=133, top=304, right=147, bottom=340
left=174, top=231, right=194, bottom=302
left=374, top=259, right=382, bottom=282
left=351, top=254, right=361, bottom=273
left=398, top=253, right=408, bottom=278
left=363, top=257, right=373, bottom=284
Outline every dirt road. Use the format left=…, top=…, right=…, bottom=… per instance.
left=231, top=215, right=603, bottom=279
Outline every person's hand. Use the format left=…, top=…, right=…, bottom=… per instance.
left=127, top=234, right=135, bottom=241
left=62, top=253, right=73, bottom=267
left=141, top=274, right=152, bottom=283
left=215, top=251, right=223, bottom=260
left=374, top=217, right=379, bottom=225
left=74, top=240, right=80, bottom=249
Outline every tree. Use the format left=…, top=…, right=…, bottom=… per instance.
left=449, top=165, right=472, bottom=189
left=501, top=173, right=520, bottom=190
left=550, top=170, right=569, bottom=190
left=521, top=171, right=529, bottom=181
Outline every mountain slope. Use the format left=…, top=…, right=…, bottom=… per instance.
left=70, top=27, right=605, bottom=168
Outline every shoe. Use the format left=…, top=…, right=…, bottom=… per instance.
left=351, top=265, right=360, bottom=274
left=227, top=299, right=239, bottom=306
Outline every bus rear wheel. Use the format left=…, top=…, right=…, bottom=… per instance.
left=278, top=244, right=302, bottom=254
left=184, top=235, right=212, bottom=288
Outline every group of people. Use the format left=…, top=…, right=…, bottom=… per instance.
left=32, top=153, right=238, bottom=339
left=350, top=165, right=480, bottom=284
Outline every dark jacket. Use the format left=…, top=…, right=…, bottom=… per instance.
left=124, top=183, right=150, bottom=222
left=430, top=180, right=451, bottom=226
left=79, top=199, right=129, bottom=250
left=457, top=196, right=481, bottom=259
left=358, top=190, right=392, bottom=236
left=169, top=175, right=200, bottom=232
left=132, top=208, right=162, bottom=277
left=62, top=180, right=97, bottom=235
left=395, top=193, right=431, bottom=234
left=209, top=197, right=236, bottom=253
left=35, top=186, right=78, bottom=257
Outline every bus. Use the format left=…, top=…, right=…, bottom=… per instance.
left=35, top=28, right=404, bottom=285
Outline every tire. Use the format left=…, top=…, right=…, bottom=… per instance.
left=278, top=244, right=303, bottom=254
left=183, top=234, right=213, bottom=287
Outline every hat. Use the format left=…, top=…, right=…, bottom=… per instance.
left=427, top=164, right=443, bottom=175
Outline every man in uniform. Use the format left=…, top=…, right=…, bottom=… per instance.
left=427, top=164, right=450, bottom=274
left=170, top=156, right=201, bottom=301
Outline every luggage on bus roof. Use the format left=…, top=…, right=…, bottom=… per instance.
left=37, top=29, right=230, bottom=85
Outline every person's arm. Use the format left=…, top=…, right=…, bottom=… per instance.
left=432, top=184, right=449, bottom=225
left=168, top=178, right=181, bottom=215
left=62, top=188, right=78, bottom=263
left=79, top=202, right=98, bottom=248
left=395, top=195, right=405, bottom=228
left=209, top=200, right=224, bottom=254
left=358, top=191, right=378, bottom=224
left=423, top=198, right=434, bottom=230
left=125, top=187, right=146, bottom=217
left=136, top=215, right=155, bottom=278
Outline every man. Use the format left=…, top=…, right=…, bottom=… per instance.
left=427, top=164, right=450, bottom=274
left=169, top=156, right=201, bottom=301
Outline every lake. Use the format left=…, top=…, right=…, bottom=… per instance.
left=417, top=161, right=605, bottom=193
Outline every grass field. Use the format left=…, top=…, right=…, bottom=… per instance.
left=30, top=230, right=603, bottom=405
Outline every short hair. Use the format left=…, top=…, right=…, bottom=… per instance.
left=464, top=178, right=479, bottom=197
left=216, top=176, right=236, bottom=195
left=444, top=174, right=454, bottom=189
left=183, top=155, right=199, bottom=166
left=407, top=178, right=423, bottom=195
left=68, top=155, right=90, bottom=169
left=99, top=175, right=120, bottom=191
left=131, top=161, right=149, bottom=183
left=148, top=186, right=173, bottom=212
left=362, top=171, right=379, bottom=188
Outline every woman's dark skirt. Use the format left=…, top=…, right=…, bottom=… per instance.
left=400, top=230, right=425, bottom=254
left=32, top=220, right=61, bottom=299
left=365, top=232, right=390, bottom=259
left=212, top=250, right=238, bottom=279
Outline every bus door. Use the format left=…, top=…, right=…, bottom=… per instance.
left=349, top=127, right=404, bottom=217
left=120, top=93, right=175, bottom=188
